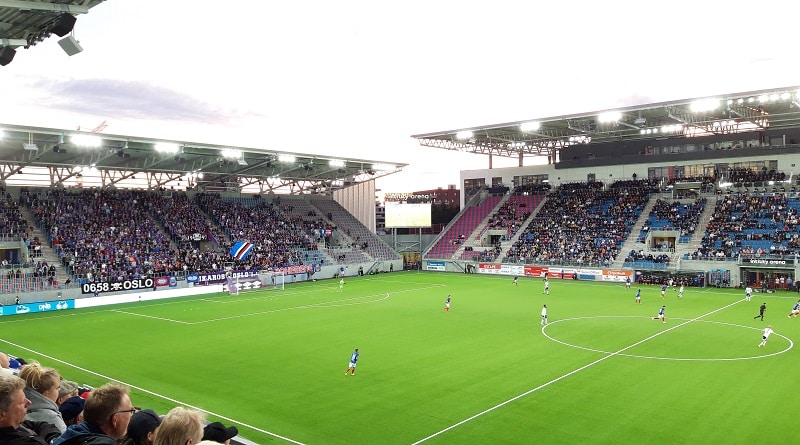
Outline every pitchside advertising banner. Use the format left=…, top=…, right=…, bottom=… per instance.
left=741, top=257, right=795, bottom=267
left=475, top=264, right=631, bottom=281
left=426, top=261, right=446, bottom=271
left=81, top=278, right=154, bottom=295
left=0, top=300, right=74, bottom=316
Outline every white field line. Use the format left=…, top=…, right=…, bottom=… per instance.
left=410, top=298, right=745, bottom=445
left=0, top=337, right=306, bottom=444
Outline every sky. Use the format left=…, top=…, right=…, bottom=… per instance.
left=1, top=0, right=798, bottom=193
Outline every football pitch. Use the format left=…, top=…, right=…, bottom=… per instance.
left=2, top=272, right=799, bottom=444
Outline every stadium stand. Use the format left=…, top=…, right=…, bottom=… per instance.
left=687, top=191, right=800, bottom=260
left=424, top=195, right=502, bottom=259
left=309, top=198, right=400, bottom=262
left=502, top=179, right=657, bottom=266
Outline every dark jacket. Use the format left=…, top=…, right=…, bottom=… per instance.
left=0, top=424, right=50, bottom=445
left=51, top=421, right=118, bottom=445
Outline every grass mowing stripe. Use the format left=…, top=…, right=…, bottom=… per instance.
left=410, top=297, right=746, bottom=444
left=0, top=337, right=307, bottom=444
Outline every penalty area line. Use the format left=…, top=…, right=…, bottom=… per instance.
left=410, top=298, right=744, bottom=444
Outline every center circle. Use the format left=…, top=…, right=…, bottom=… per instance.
left=541, top=315, right=793, bottom=361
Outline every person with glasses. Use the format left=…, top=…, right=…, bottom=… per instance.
left=153, top=407, right=205, bottom=445
left=52, top=383, right=135, bottom=445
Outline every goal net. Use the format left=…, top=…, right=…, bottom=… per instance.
left=226, top=271, right=285, bottom=295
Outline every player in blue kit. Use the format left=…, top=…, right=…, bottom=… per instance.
left=625, top=276, right=631, bottom=290
left=653, top=305, right=666, bottom=323
left=444, top=294, right=451, bottom=312
left=788, top=299, right=800, bottom=318
left=634, top=288, right=641, bottom=304
left=345, top=348, right=359, bottom=376
left=660, top=284, right=667, bottom=299
left=513, top=275, right=519, bottom=286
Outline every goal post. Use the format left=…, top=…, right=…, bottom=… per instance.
left=265, top=271, right=285, bottom=290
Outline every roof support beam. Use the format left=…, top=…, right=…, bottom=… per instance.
left=0, top=1, right=89, bottom=13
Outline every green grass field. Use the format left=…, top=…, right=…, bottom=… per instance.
left=2, top=272, right=799, bottom=444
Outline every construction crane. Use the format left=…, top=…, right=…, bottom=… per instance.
left=76, top=120, right=108, bottom=132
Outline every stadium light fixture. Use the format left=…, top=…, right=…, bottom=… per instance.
left=329, top=159, right=346, bottom=168
left=278, top=154, right=296, bottom=163
left=597, top=111, right=622, bottom=123
left=0, top=129, right=5, bottom=139
left=690, top=98, right=720, bottom=112
left=456, top=130, right=473, bottom=140
left=71, top=134, right=102, bottom=147
left=221, top=148, right=241, bottom=159
left=155, top=142, right=180, bottom=154
left=520, top=121, right=540, bottom=132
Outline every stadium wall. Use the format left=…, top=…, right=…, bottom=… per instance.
left=459, top=150, right=800, bottom=207
left=332, top=179, right=376, bottom=232
left=3, top=260, right=403, bottom=307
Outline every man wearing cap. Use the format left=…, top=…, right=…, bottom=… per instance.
left=52, top=383, right=135, bottom=445
left=202, top=421, right=238, bottom=444
left=58, top=396, right=84, bottom=427
left=57, top=381, right=79, bottom=408
left=0, top=374, right=62, bottom=444
left=122, top=408, right=161, bottom=445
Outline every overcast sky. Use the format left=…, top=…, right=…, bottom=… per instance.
left=1, top=0, right=798, bottom=192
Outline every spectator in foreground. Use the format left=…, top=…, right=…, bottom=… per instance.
left=19, top=362, right=66, bottom=433
left=201, top=421, right=238, bottom=444
left=57, top=381, right=79, bottom=408
left=153, top=407, right=205, bottom=445
left=0, top=374, right=61, bottom=444
left=57, top=396, right=85, bottom=427
left=121, top=408, right=162, bottom=445
left=52, top=383, right=135, bottom=445
left=0, top=352, right=14, bottom=377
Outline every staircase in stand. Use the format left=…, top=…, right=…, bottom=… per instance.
left=16, top=205, right=70, bottom=288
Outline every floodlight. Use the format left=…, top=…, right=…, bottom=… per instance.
left=278, top=154, right=296, bottom=163
left=329, top=159, right=346, bottom=168
left=456, top=130, right=473, bottom=140
left=23, top=143, right=39, bottom=151
left=155, top=142, right=180, bottom=154
left=221, top=148, right=241, bottom=159
left=237, top=158, right=248, bottom=166
left=520, top=121, right=540, bottom=132
left=597, top=111, right=622, bottom=123
left=690, top=98, right=720, bottom=112
left=71, top=134, right=102, bottom=147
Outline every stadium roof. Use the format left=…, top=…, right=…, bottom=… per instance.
left=0, top=1, right=107, bottom=56
left=412, top=85, right=800, bottom=162
left=0, top=2, right=406, bottom=194
left=0, top=123, right=407, bottom=193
